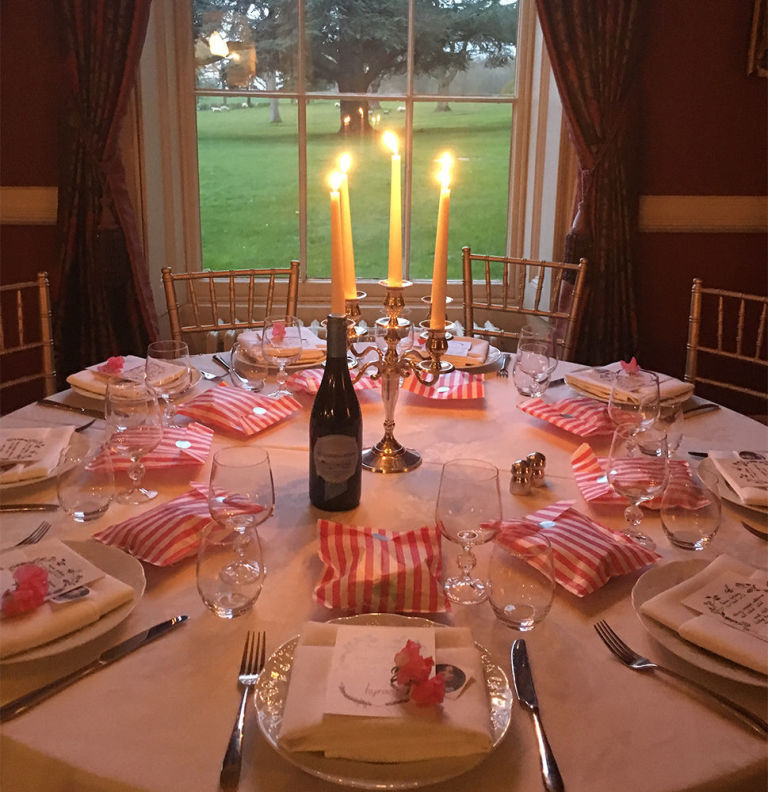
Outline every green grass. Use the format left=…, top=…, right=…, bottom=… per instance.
left=196, top=100, right=511, bottom=281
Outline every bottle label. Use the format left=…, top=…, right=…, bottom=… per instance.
left=313, top=435, right=359, bottom=482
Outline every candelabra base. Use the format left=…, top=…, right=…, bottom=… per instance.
left=361, top=439, right=422, bottom=474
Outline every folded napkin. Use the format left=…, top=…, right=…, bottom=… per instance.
left=65, top=355, right=146, bottom=397
left=497, top=501, right=660, bottom=597
left=239, top=326, right=326, bottom=364
left=640, top=555, right=768, bottom=675
left=93, top=485, right=215, bottom=565
left=0, top=426, right=75, bottom=484
left=279, top=621, right=493, bottom=762
left=177, top=383, right=301, bottom=437
left=571, top=443, right=693, bottom=509
left=315, top=520, right=447, bottom=613
left=288, top=368, right=378, bottom=395
left=564, top=361, right=694, bottom=403
left=414, top=335, right=489, bottom=368
left=0, top=539, right=135, bottom=658
left=518, top=396, right=614, bottom=437
left=401, top=370, right=485, bottom=400
left=709, top=453, right=768, bottom=506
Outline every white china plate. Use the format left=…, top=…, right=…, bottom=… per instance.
left=70, top=366, right=203, bottom=401
left=255, top=613, right=513, bottom=790
left=0, top=434, right=79, bottom=493
left=1, top=539, right=146, bottom=664
left=698, top=457, right=768, bottom=518
left=631, top=560, right=767, bottom=687
left=453, top=344, right=502, bottom=373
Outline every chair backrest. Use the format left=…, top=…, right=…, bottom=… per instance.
left=0, top=272, right=56, bottom=398
left=684, top=277, right=768, bottom=403
left=161, top=263, right=300, bottom=347
left=461, top=247, right=587, bottom=359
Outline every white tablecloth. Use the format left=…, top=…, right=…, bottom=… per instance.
left=1, top=357, right=766, bottom=792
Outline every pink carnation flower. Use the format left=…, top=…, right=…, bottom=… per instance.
left=620, top=356, right=640, bottom=374
left=272, top=321, right=286, bottom=342
left=1, top=564, right=48, bottom=618
left=410, top=674, right=446, bottom=706
left=394, top=639, right=433, bottom=685
left=98, top=356, right=125, bottom=374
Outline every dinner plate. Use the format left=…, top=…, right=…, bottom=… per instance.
left=1, top=539, right=146, bottom=664
left=70, top=366, right=203, bottom=401
left=0, top=433, right=78, bottom=493
left=698, top=457, right=768, bottom=517
left=255, top=613, right=513, bottom=790
left=631, top=560, right=767, bottom=687
left=452, top=344, right=503, bottom=373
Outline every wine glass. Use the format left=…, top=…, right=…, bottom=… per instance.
left=261, top=315, right=303, bottom=398
left=607, top=368, right=660, bottom=429
left=197, top=446, right=274, bottom=619
left=104, top=380, right=163, bottom=504
left=512, top=334, right=559, bottom=398
left=606, top=424, right=670, bottom=550
left=145, top=340, right=192, bottom=424
left=435, top=459, right=502, bottom=605
left=661, top=467, right=721, bottom=550
left=230, top=339, right=266, bottom=392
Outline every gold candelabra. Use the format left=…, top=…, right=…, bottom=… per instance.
left=351, top=281, right=454, bottom=473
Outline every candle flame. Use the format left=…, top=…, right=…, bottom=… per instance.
left=358, top=107, right=364, bottom=117
left=329, top=171, right=343, bottom=192
left=437, top=152, right=453, bottom=189
left=343, top=116, right=351, bottom=126
left=339, top=152, right=351, bottom=173
left=382, top=130, right=399, bottom=156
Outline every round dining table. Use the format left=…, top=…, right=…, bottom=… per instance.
left=1, top=355, right=766, bottom=792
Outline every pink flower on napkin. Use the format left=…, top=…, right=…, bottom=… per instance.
left=394, top=640, right=434, bottom=685
left=272, top=321, right=286, bottom=342
left=620, top=357, right=640, bottom=373
left=98, top=356, right=125, bottom=374
left=1, top=564, right=48, bottom=618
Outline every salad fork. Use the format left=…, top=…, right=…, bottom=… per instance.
left=220, top=631, right=266, bottom=790
left=594, top=620, right=768, bottom=737
left=498, top=352, right=511, bottom=378
left=15, top=520, right=52, bottom=546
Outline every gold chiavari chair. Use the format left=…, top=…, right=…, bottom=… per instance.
left=0, top=272, right=56, bottom=400
left=161, top=263, right=300, bottom=349
left=461, top=247, right=587, bottom=359
left=684, top=278, right=768, bottom=406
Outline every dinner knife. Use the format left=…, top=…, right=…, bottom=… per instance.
left=213, top=353, right=231, bottom=372
left=0, top=615, right=189, bottom=722
left=511, top=639, right=565, bottom=792
left=0, top=503, right=59, bottom=512
left=37, top=399, right=104, bottom=419
left=682, top=402, right=719, bottom=417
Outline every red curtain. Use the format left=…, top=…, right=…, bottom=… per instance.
left=54, top=0, right=159, bottom=379
left=536, top=0, right=643, bottom=364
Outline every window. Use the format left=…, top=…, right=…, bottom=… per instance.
left=135, top=0, right=575, bottom=329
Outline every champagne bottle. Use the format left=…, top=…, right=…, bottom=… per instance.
left=309, top=315, right=362, bottom=510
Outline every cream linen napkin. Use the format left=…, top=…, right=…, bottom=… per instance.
left=565, top=361, right=694, bottom=402
left=639, top=555, right=768, bottom=675
left=0, top=426, right=75, bottom=484
left=709, top=453, right=768, bottom=506
left=278, top=622, right=492, bottom=762
left=0, top=540, right=136, bottom=658
left=65, top=355, right=145, bottom=397
left=239, top=326, right=326, bottom=364
left=441, top=336, right=490, bottom=367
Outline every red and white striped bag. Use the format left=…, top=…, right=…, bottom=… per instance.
left=314, top=520, right=447, bottom=613
left=517, top=397, right=613, bottom=437
left=401, top=370, right=484, bottom=400
left=99, top=422, right=214, bottom=471
left=496, top=500, right=660, bottom=597
left=177, top=382, right=301, bottom=437
left=288, top=368, right=378, bottom=394
left=571, top=443, right=694, bottom=508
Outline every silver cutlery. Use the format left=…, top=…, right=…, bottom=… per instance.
left=682, top=402, right=719, bottom=417
left=220, top=631, right=266, bottom=791
left=15, top=520, right=52, bottom=545
left=213, top=353, right=232, bottom=372
left=548, top=377, right=566, bottom=388
left=0, top=615, right=189, bottom=722
left=199, top=368, right=226, bottom=381
left=38, top=399, right=104, bottom=419
left=0, top=504, right=59, bottom=513
left=741, top=521, right=768, bottom=541
left=594, top=620, right=768, bottom=738
left=511, top=639, right=565, bottom=792
left=498, top=352, right=511, bottom=378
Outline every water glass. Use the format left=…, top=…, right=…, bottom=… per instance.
left=230, top=339, right=266, bottom=392
left=661, top=468, right=722, bottom=550
left=146, top=340, right=192, bottom=424
left=512, top=328, right=558, bottom=398
left=655, top=397, right=686, bottom=456
left=488, top=532, right=555, bottom=631
left=261, top=315, right=303, bottom=398
left=607, top=368, right=661, bottom=429
left=57, top=435, right=114, bottom=522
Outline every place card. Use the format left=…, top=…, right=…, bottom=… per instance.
left=709, top=453, right=768, bottom=506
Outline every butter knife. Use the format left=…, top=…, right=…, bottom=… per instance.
left=37, top=399, right=104, bottom=419
left=0, top=615, right=189, bottom=722
left=511, top=639, right=565, bottom=792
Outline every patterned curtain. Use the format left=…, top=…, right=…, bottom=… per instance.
left=54, top=0, right=158, bottom=380
left=536, top=0, right=643, bottom=363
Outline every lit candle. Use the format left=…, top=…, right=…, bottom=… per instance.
left=383, top=131, right=402, bottom=286
left=429, top=153, right=453, bottom=331
left=338, top=153, right=357, bottom=300
left=329, top=171, right=345, bottom=315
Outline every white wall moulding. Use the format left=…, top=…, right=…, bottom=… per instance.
left=639, top=195, right=767, bottom=233
left=0, top=187, right=58, bottom=225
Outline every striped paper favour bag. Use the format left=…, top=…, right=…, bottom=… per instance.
left=401, top=370, right=485, bottom=400
left=314, top=520, right=447, bottom=613
left=497, top=501, right=660, bottom=597
left=518, top=397, right=613, bottom=437
left=93, top=489, right=216, bottom=566
left=288, top=368, right=378, bottom=395
left=177, top=382, right=301, bottom=436
left=104, top=422, right=214, bottom=471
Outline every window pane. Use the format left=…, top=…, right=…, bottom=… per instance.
left=410, top=102, right=511, bottom=280
left=197, top=100, right=299, bottom=270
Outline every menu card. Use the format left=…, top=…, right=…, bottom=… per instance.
left=709, top=452, right=768, bottom=506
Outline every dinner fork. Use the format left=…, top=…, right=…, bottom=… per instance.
left=498, top=352, right=511, bottom=378
left=15, top=520, right=52, bottom=546
left=199, top=368, right=226, bottom=381
left=220, top=631, right=266, bottom=790
left=594, top=620, right=768, bottom=738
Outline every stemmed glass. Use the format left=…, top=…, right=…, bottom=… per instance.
left=606, top=424, right=670, bottom=550
left=435, top=459, right=502, bottom=605
left=104, top=380, right=163, bottom=504
left=607, top=368, right=661, bottom=429
left=261, top=315, right=303, bottom=398
left=197, top=446, right=274, bottom=619
left=145, top=340, right=192, bottom=425
left=512, top=332, right=559, bottom=398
